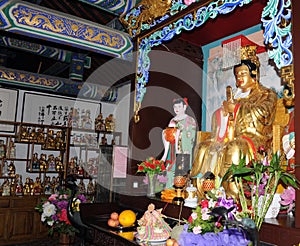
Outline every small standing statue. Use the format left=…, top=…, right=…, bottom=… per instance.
left=2, top=178, right=11, bottom=196
left=19, top=126, right=29, bottom=142
left=39, top=153, right=48, bottom=172
left=6, top=139, right=16, bottom=159
left=82, top=109, right=93, bottom=129
left=32, top=153, right=39, bottom=171
left=45, top=130, right=56, bottom=149
left=33, top=177, right=42, bottom=195
left=23, top=177, right=31, bottom=195
left=47, top=154, right=56, bottom=171
left=15, top=174, right=23, bottom=196
left=78, top=179, right=86, bottom=194
left=55, top=155, right=64, bottom=172
left=43, top=176, right=52, bottom=195
left=136, top=203, right=172, bottom=242
left=87, top=178, right=95, bottom=201
left=8, top=161, right=16, bottom=177
left=28, top=128, right=37, bottom=142
left=95, top=113, right=105, bottom=131
left=37, top=128, right=45, bottom=144
left=105, top=114, right=115, bottom=132
left=55, top=130, right=65, bottom=150
left=68, top=108, right=80, bottom=128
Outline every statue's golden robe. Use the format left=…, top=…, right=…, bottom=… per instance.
left=191, top=83, right=277, bottom=178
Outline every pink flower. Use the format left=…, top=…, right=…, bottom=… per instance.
left=280, top=186, right=295, bottom=213
left=191, top=212, right=198, bottom=220
left=201, top=207, right=210, bottom=220
left=192, top=226, right=202, bottom=234
left=48, top=194, right=58, bottom=201
left=184, top=0, right=196, bottom=6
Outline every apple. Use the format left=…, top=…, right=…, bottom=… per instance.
left=108, top=218, right=118, bottom=227
left=110, top=212, right=119, bottom=220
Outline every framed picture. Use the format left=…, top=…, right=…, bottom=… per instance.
left=0, top=88, right=18, bottom=132
left=112, top=145, right=128, bottom=178
left=21, top=92, right=101, bottom=128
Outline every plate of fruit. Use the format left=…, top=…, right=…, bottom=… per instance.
left=107, top=210, right=137, bottom=231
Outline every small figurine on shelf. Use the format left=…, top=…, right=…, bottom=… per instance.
left=2, top=178, right=10, bottom=196
left=55, top=155, right=64, bottom=172
left=2, top=160, right=9, bottom=176
left=43, top=176, right=52, bottom=195
left=31, top=152, right=39, bottom=171
left=15, top=174, right=23, bottom=196
left=68, top=157, right=76, bottom=174
left=47, top=154, right=56, bottom=171
left=10, top=178, right=16, bottom=196
left=19, top=126, right=29, bottom=142
left=30, top=178, right=35, bottom=195
left=8, top=161, right=16, bottom=177
left=95, top=113, right=105, bottom=131
left=105, top=114, right=115, bottom=132
left=0, top=139, right=5, bottom=158
left=68, top=108, right=80, bottom=128
left=6, top=139, right=16, bottom=159
left=39, top=153, right=48, bottom=172
left=111, top=138, right=116, bottom=145
left=37, top=128, right=45, bottom=144
left=82, top=109, right=93, bottom=129
left=33, top=177, right=42, bottom=195
left=100, top=136, right=107, bottom=145
left=54, top=176, right=61, bottom=194
left=87, top=178, right=95, bottom=201
left=28, top=128, right=37, bottom=142
left=55, top=130, right=65, bottom=150
left=23, top=177, right=31, bottom=195
left=78, top=179, right=86, bottom=194
left=77, top=160, right=84, bottom=176
left=44, top=129, right=56, bottom=149
left=51, top=176, right=57, bottom=193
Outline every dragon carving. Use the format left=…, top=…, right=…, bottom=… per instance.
left=121, top=0, right=172, bottom=37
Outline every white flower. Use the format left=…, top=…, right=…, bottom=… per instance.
left=47, top=220, right=54, bottom=226
left=43, top=202, right=56, bottom=217
left=41, top=213, right=46, bottom=222
left=192, top=226, right=202, bottom=234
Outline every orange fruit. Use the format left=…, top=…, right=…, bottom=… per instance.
left=118, top=210, right=136, bottom=227
left=119, top=231, right=134, bottom=240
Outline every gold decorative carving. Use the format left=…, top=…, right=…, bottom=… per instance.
left=281, top=64, right=295, bottom=107
left=120, top=0, right=172, bottom=37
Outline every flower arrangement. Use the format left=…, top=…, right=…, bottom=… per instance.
left=185, top=187, right=236, bottom=235
left=35, top=190, right=87, bottom=236
left=179, top=186, right=250, bottom=245
left=137, top=157, right=166, bottom=175
left=222, top=150, right=299, bottom=230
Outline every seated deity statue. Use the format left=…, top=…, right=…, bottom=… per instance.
left=191, top=42, right=278, bottom=197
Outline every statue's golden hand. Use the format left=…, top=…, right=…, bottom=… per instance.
left=222, top=100, right=236, bottom=117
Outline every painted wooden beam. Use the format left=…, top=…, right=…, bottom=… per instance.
left=0, top=0, right=133, bottom=60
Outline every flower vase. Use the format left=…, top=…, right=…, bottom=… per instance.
left=147, top=173, right=156, bottom=198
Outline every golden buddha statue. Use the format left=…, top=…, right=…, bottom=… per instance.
left=191, top=40, right=278, bottom=197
